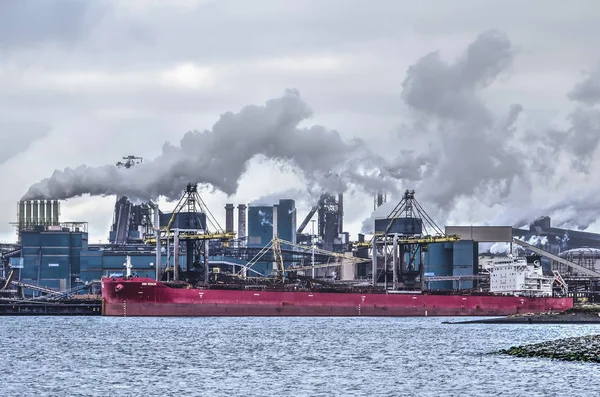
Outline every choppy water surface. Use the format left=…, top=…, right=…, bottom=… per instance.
left=1, top=317, right=599, bottom=396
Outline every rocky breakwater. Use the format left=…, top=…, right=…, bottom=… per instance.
left=445, top=305, right=600, bottom=324
left=500, top=335, right=600, bottom=363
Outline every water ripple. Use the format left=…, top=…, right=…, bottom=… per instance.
left=1, top=317, right=599, bottom=396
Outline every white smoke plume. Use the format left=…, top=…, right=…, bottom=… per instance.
left=400, top=30, right=525, bottom=211
left=249, top=188, right=307, bottom=206
left=257, top=209, right=273, bottom=227
left=489, top=242, right=511, bottom=254
left=360, top=31, right=600, bottom=233
left=22, top=29, right=600, bottom=235
left=23, top=89, right=412, bottom=202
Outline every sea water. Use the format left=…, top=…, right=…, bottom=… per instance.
left=1, top=317, right=599, bottom=396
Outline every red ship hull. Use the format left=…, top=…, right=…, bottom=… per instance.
left=101, top=277, right=573, bottom=317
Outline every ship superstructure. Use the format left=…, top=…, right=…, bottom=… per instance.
left=486, top=256, right=555, bottom=297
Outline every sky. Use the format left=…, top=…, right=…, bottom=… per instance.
left=2, top=0, right=600, bottom=243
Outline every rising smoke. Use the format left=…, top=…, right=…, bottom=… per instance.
left=358, top=30, right=600, bottom=233
left=399, top=30, right=526, bottom=210
left=21, top=30, right=600, bottom=234
left=22, top=89, right=411, bottom=202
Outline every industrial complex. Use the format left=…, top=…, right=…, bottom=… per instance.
left=1, top=155, right=600, bottom=311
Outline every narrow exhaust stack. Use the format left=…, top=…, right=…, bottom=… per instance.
left=153, top=204, right=161, bottom=281
left=238, top=204, right=247, bottom=247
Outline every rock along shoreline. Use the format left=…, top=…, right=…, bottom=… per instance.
left=499, top=335, right=600, bottom=363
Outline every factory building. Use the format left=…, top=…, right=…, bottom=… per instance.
left=81, top=248, right=173, bottom=281
left=9, top=183, right=600, bottom=294
left=248, top=206, right=274, bottom=247
left=247, top=200, right=296, bottom=246
left=246, top=199, right=297, bottom=275
left=19, top=226, right=87, bottom=291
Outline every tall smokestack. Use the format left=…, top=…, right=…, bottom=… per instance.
left=25, top=201, right=32, bottom=227
left=32, top=200, right=39, bottom=226
left=18, top=201, right=25, bottom=230
left=273, top=204, right=278, bottom=238
left=45, top=200, right=52, bottom=225
left=225, top=203, right=234, bottom=232
left=39, top=200, right=46, bottom=226
left=237, top=204, right=247, bottom=247
left=374, top=190, right=386, bottom=210
left=52, top=200, right=59, bottom=225
left=153, top=204, right=161, bottom=282
left=338, top=193, right=343, bottom=235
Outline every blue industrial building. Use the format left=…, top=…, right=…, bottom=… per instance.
left=16, top=227, right=169, bottom=289
left=424, top=242, right=454, bottom=290
left=247, top=200, right=296, bottom=246
left=248, top=206, right=274, bottom=247
left=422, top=240, right=479, bottom=290
left=19, top=228, right=87, bottom=291
left=276, top=199, right=296, bottom=243
left=246, top=199, right=297, bottom=276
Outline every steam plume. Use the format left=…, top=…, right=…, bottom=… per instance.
left=22, top=89, right=408, bottom=202
left=399, top=30, right=525, bottom=212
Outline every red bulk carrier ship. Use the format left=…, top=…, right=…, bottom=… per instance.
left=101, top=256, right=573, bottom=317
left=101, top=276, right=571, bottom=317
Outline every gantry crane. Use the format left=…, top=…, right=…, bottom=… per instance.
left=143, top=183, right=236, bottom=283
left=365, top=189, right=460, bottom=290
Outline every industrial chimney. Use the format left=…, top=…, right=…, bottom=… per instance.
left=237, top=204, right=247, bottom=247
left=338, top=193, right=344, bottom=235
left=45, top=200, right=52, bottom=225
left=32, top=200, right=39, bottom=226
left=25, top=201, right=32, bottom=227
left=225, top=203, right=234, bottom=233
left=52, top=200, right=60, bottom=225
left=272, top=204, right=278, bottom=239
left=39, top=200, right=46, bottom=226
left=17, top=201, right=25, bottom=230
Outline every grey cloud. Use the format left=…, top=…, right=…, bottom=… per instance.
left=401, top=30, right=513, bottom=125
left=6, top=1, right=600, bottom=242
left=544, top=193, right=600, bottom=231
left=0, top=0, right=102, bottom=49
left=397, top=31, right=524, bottom=212
left=568, top=67, right=600, bottom=105
left=565, top=107, right=600, bottom=172
left=0, top=122, right=49, bottom=165
left=528, top=70, right=600, bottom=174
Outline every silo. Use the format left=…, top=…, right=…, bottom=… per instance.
left=39, top=200, right=46, bottom=226
left=25, top=201, right=32, bottom=227
left=52, top=200, right=60, bottom=225
left=32, top=200, right=39, bottom=226
left=45, top=200, right=52, bottom=225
